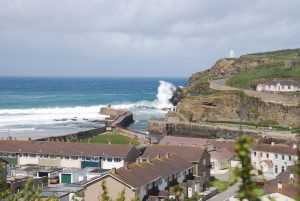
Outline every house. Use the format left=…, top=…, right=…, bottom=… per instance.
left=0, top=158, right=8, bottom=191
left=37, top=167, right=62, bottom=180
left=83, top=153, right=197, bottom=201
left=256, top=80, right=300, bottom=92
left=0, top=140, right=140, bottom=170
left=210, top=148, right=235, bottom=174
left=262, top=165, right=299, bottom=201
left=251, top=143, right=298, bottom=179
left=141, top=144, right=210, bottom=190
left=158, top=136, right=236, bottom=174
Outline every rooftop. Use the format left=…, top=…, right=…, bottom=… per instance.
left=142, top=144, right=206, bottom=162
left=0, top=140, right=135, bottom=158
left=210, top=147, right=235, bottom=160
left=110, top=153, right=193, bottom=188
left=263, top=165, right=299, bottom=199
left=252, top=143, right=298, bottom=156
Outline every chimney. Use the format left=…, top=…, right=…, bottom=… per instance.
left=271, top=142, right=275, bottom=146
left=124, top=162, right=129, bottom=169
left=292, top=144, right=297, bottom=149
left=277, top=180, right=282, bottom=190
left=112, top=168, right=117, bottom=175
left=165, top=152, right=170, bottom=159
left=290, top=173, right=294, bottom=181
left=157, top=154, right=160, bottom=159
left=147, top=156, right=151, bottom=163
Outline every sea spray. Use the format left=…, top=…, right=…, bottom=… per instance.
left=155, top=81, right=177, bottom=109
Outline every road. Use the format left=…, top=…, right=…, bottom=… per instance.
left=207, top=182, right=241, bottom=201
left=209, top=78, right=299, bottom=106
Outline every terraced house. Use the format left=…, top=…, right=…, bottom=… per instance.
left=83, top=153, right=197, bottom=201
left=251, top=143, right=298, bottom=179
left=0, top=140, right=140, bottom=170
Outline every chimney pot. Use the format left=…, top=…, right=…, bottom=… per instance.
left=124, top=162, right=129, bottom=169
left=292, top=144, right=297, bottom=149
left=112, top=168, right=116, bottom=174
left=271, top=142, right=275, bottom=146
left=277, top=180, right=282, bottom=190
left=165, top=152, right=170, bottom=159
left=147, top=156, right=151, bottom=163
left=157, top=154, right=160, bottom=159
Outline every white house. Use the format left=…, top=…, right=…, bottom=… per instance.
left=251, top=143, right=298, bottom=179
left=256, top=80, right=300, bottom=92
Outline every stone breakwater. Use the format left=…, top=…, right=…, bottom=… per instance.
left=100, top=107, right=134, bottom=128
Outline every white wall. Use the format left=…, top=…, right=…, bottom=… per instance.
left=18, top=155, right=39, bottom=165
left=60, top=159, right=81, bottom=168
left=101, top=157, right=124, bottom=169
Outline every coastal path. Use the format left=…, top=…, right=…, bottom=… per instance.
left=209, top=78, right=299, bottom=106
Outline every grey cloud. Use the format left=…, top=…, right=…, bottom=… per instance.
left=0, top=0, right=299, bottom=77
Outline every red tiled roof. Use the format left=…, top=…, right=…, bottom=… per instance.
left=263, top=165, right=299, bottom=199
left=142, top=144, right=205, bottom=162
left=111, top=153, right=193, bottom=188
left=252, top=143, right=298, bottom=155
left=210, top=148, right=234, bottom=160
left=0, top=140, right=134, bottom=158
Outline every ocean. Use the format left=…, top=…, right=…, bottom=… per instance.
left=0, top=77, right=187, bottom=139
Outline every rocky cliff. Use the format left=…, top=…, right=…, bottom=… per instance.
left=176, top=91, right=300, bottom=128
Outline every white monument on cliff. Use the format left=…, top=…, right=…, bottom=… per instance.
left=229, top=50, right=235, bottom=58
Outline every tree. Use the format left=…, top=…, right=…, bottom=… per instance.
left=232, top=135, right=264, bottom=201
left=100, top=180, right=111, bottom=201
left=172, top=184, right=184, bottom=201
left=116, top=189, right=125, bottom=201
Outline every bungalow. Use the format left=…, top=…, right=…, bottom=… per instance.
left=83, top=153, right=197, bottom=201
left=0, top=140, right=140, bottom=170
left=141, top=144, right=210, bottom=191
left=210, top=148, right=235, bottom=174
left=256, top=80, right=300, bottom=92
left=251, top=143, right=298, bottom=179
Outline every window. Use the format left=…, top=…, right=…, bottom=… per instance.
left=107, top=158, right=112, bottom=162
left=24, top=153, right=28, bottom=157
left=50, top=155, right=55, bottom=159
left=168, top=176, right=171, bottom=181
left=289, top=156, right=292, bottom=161
left=177, top=172, right=181, bottom=178
left=64, top=156, right=70, bottom=160
left=164, top=178, right=168, bottom=183
left=281, top=166, right=285, bottom=172
left=85, top=157, right=91, bottom=161
left=71, top=156, right=78, bottom=160
left=154, top=181, right=158, bottom=187
left=275, top=165, right=278, bottom=173
left=254, top=152, right=256, bottom=156
left=102, top=158, right=106, bottom=161
left=203, top=159, right=206, bottom=165
left=91, top=157, right=99, bottom=162
left=44, top=154, right=49, bottom=158
left=114, top=158, right=121, bottom=162
left=159, top=179, right=162, bottom=185
left=266, top=153, right=269, bottom=158
left=275, top=154, right=278, bottom=159
left=260, top=153, right=263, bottom=157
left=282, top=155, right=285, bottom=160
left=29, top=154, right=36, bottom=158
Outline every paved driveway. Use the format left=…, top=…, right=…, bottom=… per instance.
left=207, top=181, right=241, bottom=201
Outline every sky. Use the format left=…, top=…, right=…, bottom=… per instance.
left=0, top=0, right=299, bottom=77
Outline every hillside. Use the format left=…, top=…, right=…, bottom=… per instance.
left=175, top=48, right=300, bottom=130
left=187, top=48, right=300, bottom=94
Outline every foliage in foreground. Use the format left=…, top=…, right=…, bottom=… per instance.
left=232, top=135, right=264, bottom=201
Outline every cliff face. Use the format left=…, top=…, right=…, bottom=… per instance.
left=176, top=92, right=300, bottom=128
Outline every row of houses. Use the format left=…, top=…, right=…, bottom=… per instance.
left=0, top=136, right=299, bottom=201
left=256, top=80, right=300, bottom=92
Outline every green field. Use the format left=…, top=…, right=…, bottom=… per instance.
left=81, top=132, right=140, bottom=146
left=212, top=180, right=229, bottom=192
left=227, top=49, right=300, bottom=89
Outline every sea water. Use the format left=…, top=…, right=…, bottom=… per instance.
left=0, top=77, right=187, bottom=138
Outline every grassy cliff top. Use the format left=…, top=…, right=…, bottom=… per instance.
left=187, top=48, right=300, bottom=94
